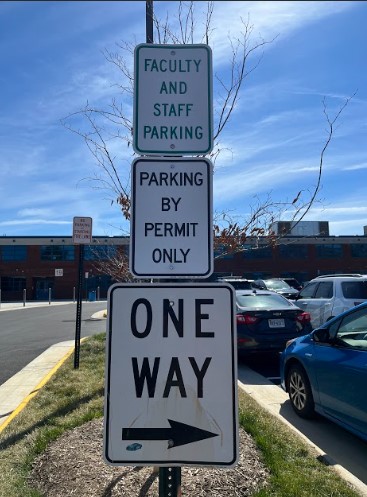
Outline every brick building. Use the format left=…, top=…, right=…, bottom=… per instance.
left=0, top=236, right=129, bottom=302
left=1, top=234, right=367, bottom=301
left=214, top=235, right=367, bottom=283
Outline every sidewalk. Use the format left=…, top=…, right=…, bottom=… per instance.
left=0, top=300, right=76, bottom=312
left=0, top=307, right=366, bottom=496
left=0, top=340, right=75, bottom=430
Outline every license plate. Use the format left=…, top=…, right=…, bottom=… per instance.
left=268, top=318, right=285, bottom=328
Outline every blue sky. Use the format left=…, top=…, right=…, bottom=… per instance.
left=1, top=1, right=366, bottom=237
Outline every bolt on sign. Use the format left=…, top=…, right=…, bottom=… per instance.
left=104, top=283, right=238, bottom=467
left=130, top=157, right=213, bottom=278
left=133, top=44, right=213, bottom=155
left=72, top=217, right=92, bottom=244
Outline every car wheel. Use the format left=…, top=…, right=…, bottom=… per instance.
left=286, top=364, right=315, bottom=418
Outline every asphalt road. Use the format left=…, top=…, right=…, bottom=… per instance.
left=0, top=302, right=107, bottom=385
left=239, top=351, right=281, bottom=384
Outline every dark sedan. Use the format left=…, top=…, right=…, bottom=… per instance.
left=253, top=278, right=299, bottom=300
left=236, top=289, right=312, bottom=354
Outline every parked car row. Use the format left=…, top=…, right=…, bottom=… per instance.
left=228, top=273, right=367, bottom=444
left=222, top=273, right=367, bottom=330
left=252, top=278, right=300, bottom=300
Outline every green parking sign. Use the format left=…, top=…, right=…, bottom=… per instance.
left=133, top=44, right=213, bottom=155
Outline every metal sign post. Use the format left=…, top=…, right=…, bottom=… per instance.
left=74, top=244, right=84, bottom=369
left=143, top=6, right=179, bottom=494
left=72, top=217, right=92, bottom=369
left=103, top=6, right=237, bottom=496
left=159, top=467, right=181, bottom=497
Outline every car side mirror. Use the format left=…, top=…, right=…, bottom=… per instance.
left=313, top=328, right=330, bottom=343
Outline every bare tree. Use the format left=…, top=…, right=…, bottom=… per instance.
left=62, top=1, right=354, bottom=277
left=213, top=90, right=356, bottom=258
left=91, top=251, right=132, bottom=282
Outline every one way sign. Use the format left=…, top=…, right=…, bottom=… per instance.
left=104, top=283, right=238, bottom=467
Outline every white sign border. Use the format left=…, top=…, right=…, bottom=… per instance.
left=72, top=216, right=93, bottom=245
left=130, top=157, right=213, bottom=279
left=104, top=282, right=238, bottom=467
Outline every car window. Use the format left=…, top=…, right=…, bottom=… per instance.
left=226, top=281, right=253, bottom=290
left=298, top=282, right=318, bottom=299
left=265, top=279, right=291, bottom=290
left=341, top=281, right=367, bottom=299
left=314, top=281, right=333, bottom=299
left=236, top=293, right=293, bottom=308
left=332, top=308, right=367, bottom=351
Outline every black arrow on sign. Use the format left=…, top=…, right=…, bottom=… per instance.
left=122, top=419, right=219, bottom=448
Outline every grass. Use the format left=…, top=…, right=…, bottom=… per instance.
left=0, top=333, right=361, bottom=497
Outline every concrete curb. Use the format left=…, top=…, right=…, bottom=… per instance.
left=0, top=340, right=76, bottom=433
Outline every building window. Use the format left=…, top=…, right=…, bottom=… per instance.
left=316, top=244, right=343, bottom=258
left=1, top=277, right=26, bottom=291
left=350, top=244, right=367, bottom=258
left=41, top=245, right=74, bottom=261
left=243, top=245, right=272, bottom=259
left=84, top=245, right=117, bottom=261
left=280, top=272, right=309, bottom=284
left=243, top=272, right=272, bottom=280
left=279, top=244, right=307, bottom=259
left=214, top=245, right=234, bottom=259
left=1, top=245, right=27, bottom=261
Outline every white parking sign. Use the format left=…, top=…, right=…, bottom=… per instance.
left=130, top=157, right=213, bottom=278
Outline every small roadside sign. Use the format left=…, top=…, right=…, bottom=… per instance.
left=130, top=157, right=213, bottom=278
left=55, top=269, right=63, bottom=277
left=72, top=217, right=92, bottom=244
left=133, top=43, right=213, bottom=155
left=104, top=283, right=238, bottom=467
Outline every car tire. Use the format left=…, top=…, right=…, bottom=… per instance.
left=286, top=364, right=315, bottom=418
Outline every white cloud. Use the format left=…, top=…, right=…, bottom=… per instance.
left=17, top=208, right=53, bottom=218
left=343, top=162, right=367, bottom=171
left=213, top=157, right=319, bottom=203
left=0, top=219, right=71, bottom=227
left=208, top=1, right=356, bottom=65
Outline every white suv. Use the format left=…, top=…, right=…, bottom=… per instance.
left=295, top=274, right=367, bottom=328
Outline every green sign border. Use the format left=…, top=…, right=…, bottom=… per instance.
left=133, top=44, right=213, bottom=156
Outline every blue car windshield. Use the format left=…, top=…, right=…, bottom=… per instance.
left=236, top=293, right=292, bottom=308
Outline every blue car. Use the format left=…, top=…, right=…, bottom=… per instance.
left=280, top=302, right=367, bottom=442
